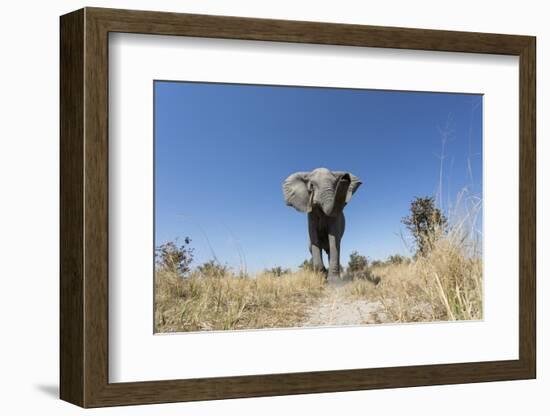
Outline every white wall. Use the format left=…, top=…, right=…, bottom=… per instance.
left=0, top=1, right=545, bottom=414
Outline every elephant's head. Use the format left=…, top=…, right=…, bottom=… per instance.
left=283, top=168, right=362, bottom=217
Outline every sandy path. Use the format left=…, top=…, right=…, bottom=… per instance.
left=303, top=282, right=388, bottom=327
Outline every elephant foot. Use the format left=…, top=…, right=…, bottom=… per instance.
left=327, top=273, right=341, bottom=284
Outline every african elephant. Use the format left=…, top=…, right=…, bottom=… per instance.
left=283, top=168, right=362, bottom=282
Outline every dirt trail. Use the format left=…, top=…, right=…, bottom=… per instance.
left=303, top=281, right=388, bottom=327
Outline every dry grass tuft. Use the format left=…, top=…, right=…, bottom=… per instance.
left=344, top=226, right=482, bottom=323
left=155, top=269, right=326, bottom=332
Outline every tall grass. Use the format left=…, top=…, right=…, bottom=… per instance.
left=156, top=213, right=482, bottom=331
left=352, top=119, right=484, bottom=323
left=345, top=209, right=483, bottom=323
left=155, top=269, right=326, bottom=332
left=157, top=164, right=482, bottom=329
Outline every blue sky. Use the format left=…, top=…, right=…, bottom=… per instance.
left=154, top=81, right=482, bottom=273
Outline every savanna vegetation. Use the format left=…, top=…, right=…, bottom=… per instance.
left=155, top=268, right=325, bottom=332
left=342, top=195, right=482, bottom=323
left=155, top=194, right=482, bottom=332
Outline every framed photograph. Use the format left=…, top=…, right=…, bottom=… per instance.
left=60, top=7, right=536, bottom=407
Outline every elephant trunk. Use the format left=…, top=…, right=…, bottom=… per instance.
left=317, top=175, right=350, bottom=217
left=332, top=174, right=351, bottom=215
left=317, top=189, right=336, bottom=217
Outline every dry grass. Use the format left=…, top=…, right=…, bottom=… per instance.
left=156, top=213, right=482, bottom=331
left=155, top=269, right=326, bottom=332
left=344, top=228, right=483, bottom=323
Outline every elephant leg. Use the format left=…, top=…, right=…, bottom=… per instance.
left=327, top=214, right=345, bottom=282
left=310, top=243, right=325, bottom=273
left=327, top=233, right=341, bottom=282
left=308, top=213, right=326, bottom=273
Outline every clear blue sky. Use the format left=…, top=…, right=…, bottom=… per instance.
left=154, top=81, right=482, bottom=273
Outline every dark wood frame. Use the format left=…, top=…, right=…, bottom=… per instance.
left=60, top=7, right=536, bottom=408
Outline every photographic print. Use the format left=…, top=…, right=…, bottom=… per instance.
left=60, top=10, right=535, bottom=406
left=154, top=81, right=483, bottom=333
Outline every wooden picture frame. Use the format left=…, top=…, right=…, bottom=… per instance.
left=60, top=7, right=536, bottom=408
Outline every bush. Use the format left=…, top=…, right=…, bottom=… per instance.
left=298, top=259, right=314, bottom=271
left=387, top=254, right=407, bottom=265
left=265, top=266, right=291, bottom=277
left=347, top=251, right=368, bottom=273
left=402, top=196, right=447, bottom=256
left=346, top=251, right=380, bottom=284
left=155, top=238, right=194, bottom=277
left=196, top=260, right=230, bottom=278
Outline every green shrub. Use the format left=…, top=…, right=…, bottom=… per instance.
left=402, top=196, right=448, bottom=256
left=265, top=266, right=291, bottom=277
left=196, top=260, right=230, bottom=278
left=298, top=259, right=314, bottom=271
left=347, top=251, right=368, bottom=273
left=155, top=238, right=194, bottom=277
left=387, top=254, right=407, bottom=265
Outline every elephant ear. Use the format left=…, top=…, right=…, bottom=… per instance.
left=283, top=172, right=312, bottom=213
left=334, top=172, right=362, bottom=203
